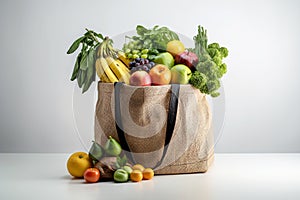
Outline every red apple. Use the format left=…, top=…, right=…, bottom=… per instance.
left=129, top=71, right=151, bottom=86
left=175, top=51, right=199, bottom=70
left=149, top=64, right=171, bottom=85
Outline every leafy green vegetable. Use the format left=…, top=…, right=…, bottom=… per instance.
left=67, top=29, right=103, bottom=93
left=125, top=25, right=179, bottom=52
left=67, top=36, right=85, bottom=54
left=189, top=25, right=229, bottom=97
left=189, top=71, right=208, bottom=89
left=70, top=53, right=81, bottom=81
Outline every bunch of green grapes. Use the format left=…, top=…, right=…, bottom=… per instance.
left=123, top=40, right=159, bottom=61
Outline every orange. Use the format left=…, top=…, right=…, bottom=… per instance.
left=166, top=40, right=185, bottom=56
left=143, top=168, right=154, bottom=180
left=132, top=164, right=145, bottom=172
left=130, top=170, right=143, bottom=182
left=67, top=152, right=92, bottom=178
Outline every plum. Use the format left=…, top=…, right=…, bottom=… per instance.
left=175, top=51, right=199, bottom=70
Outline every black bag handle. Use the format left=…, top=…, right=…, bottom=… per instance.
left=114, top=82, right=180, bottom=168
left=114, top=82, right=135, bottom=163
left=154, top=83, right=180, bottom=169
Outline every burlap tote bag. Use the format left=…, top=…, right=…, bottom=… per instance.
left=94, top=82, right=214, bottom=174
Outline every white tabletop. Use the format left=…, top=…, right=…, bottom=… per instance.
left=0, top=153, right=299, bottom=200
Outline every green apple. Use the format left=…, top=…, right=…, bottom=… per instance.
left=170, top=64, right=192, bottom=84
left=154, top=52, right=174, bottom=68
left=122, top=166, right=133, bottom=176
left=114, top=169, right=129, bottom=183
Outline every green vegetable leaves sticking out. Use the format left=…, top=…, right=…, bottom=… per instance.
left=136, top=25, right=148, bottom=36
left=70, top=53, right=82, bottom=81
left=67, top=29, right=103, bottom=93
left=67, top=36, right=85, bottom=54
left=130, top=25, right=179, bottom=51
left=190, top=25, right=229, bottom=97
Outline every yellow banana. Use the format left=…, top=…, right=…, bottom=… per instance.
left=118, top=70, right=130, bottom=84
left=95, top=58, right=104, bottom=79
left=95, top=58, right=109, bottom=82
left=99, top=57, right=118, bottom=83
left=117, top=51, right=131, bottom=67
left=100, top=73, right=110, bottom=83
left=114, top=59, right=130, bottom=84
left=106, top=56, right=130, bottom=84
left=115, top=59, right=130, bottom=84
left=116, top=59, right=130, bottom=73
left=106, top=56, right=124, bottom=79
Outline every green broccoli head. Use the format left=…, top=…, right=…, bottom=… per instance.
left=213, top=56, right=222, bottom=66
left=207, top=79, right=221, bottom=94
left=219, top=47, right=228, bottom=58
left=191, top=30, right=228, bottom=98
left=189, top=71, right=208, bottom=90
left=219, top=63, right=227, bottom=77
left=198, top=53, right=211, bottom=62
left=211, top=91, right=220, bottom=97
left=208, top=43, right=220, bottom=49
left=207, top=48, right=218, bottom=58
left=196, top=60, right=216, bottom=72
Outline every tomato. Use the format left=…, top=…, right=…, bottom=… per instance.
left=84, top=168, right=100, bottom=183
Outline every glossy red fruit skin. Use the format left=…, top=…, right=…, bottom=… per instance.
left=129, top=71, right=152, bottom=86
left=84, top=168, right=100, bottom=183
left=175, top=51, right=199, bottom=70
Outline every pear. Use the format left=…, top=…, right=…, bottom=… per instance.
left=105, top=136, right=122, bottom=156
left=89, top=141, right=103, bottom=162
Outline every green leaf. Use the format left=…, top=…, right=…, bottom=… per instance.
left=79, top=52, right=88, bottom=70
left=67, top=36, right=85, bottom=54
left=95, top=33, right=104, bottom=40
left=82, top=51, right=96, bottom=93
left=87, top=49, right=95, bottom=70
left=82, top=73, right=94, bottom=93
left=136, top=25, right=147, bottom=36
left=70, top=53, right=82, bottom=81
left=77, top=69, right=86, bottom=88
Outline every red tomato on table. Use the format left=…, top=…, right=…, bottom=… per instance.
left=84, top=168, right=100, bottom=183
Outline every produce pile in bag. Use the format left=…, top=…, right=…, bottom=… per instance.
left=66, top=25, right=228, bottom=183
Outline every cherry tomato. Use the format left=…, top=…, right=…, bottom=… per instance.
left=84, top=168, right=100, bottom=183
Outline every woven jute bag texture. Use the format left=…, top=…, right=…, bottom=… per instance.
left=94, top=82, right=214, bottom=174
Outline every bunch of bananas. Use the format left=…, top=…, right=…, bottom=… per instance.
left=95, top=37, right=130, bottom=84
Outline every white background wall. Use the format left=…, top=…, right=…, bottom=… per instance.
left=0, top=0, right=299, bottom=153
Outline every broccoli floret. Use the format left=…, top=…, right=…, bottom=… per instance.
left=213, top=56, right=222, bottom=66
left=198, top=53, right=211, bottom=62
left=189, top=71, right=208, bottom=89
left=207, top=48, right=218, bottom=58
left=207, top=79, right=220, bottom=93
left=219, top=47, right=228, bottom=58
left=214, top=50, right=222, bottom=58
left=211, top=92, right=220, bottom=97
left=219, top=63, right=227, bottom=77
left=197, top=60, right=219, bottom=80
left=208, top=43, right=220, bottom=49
